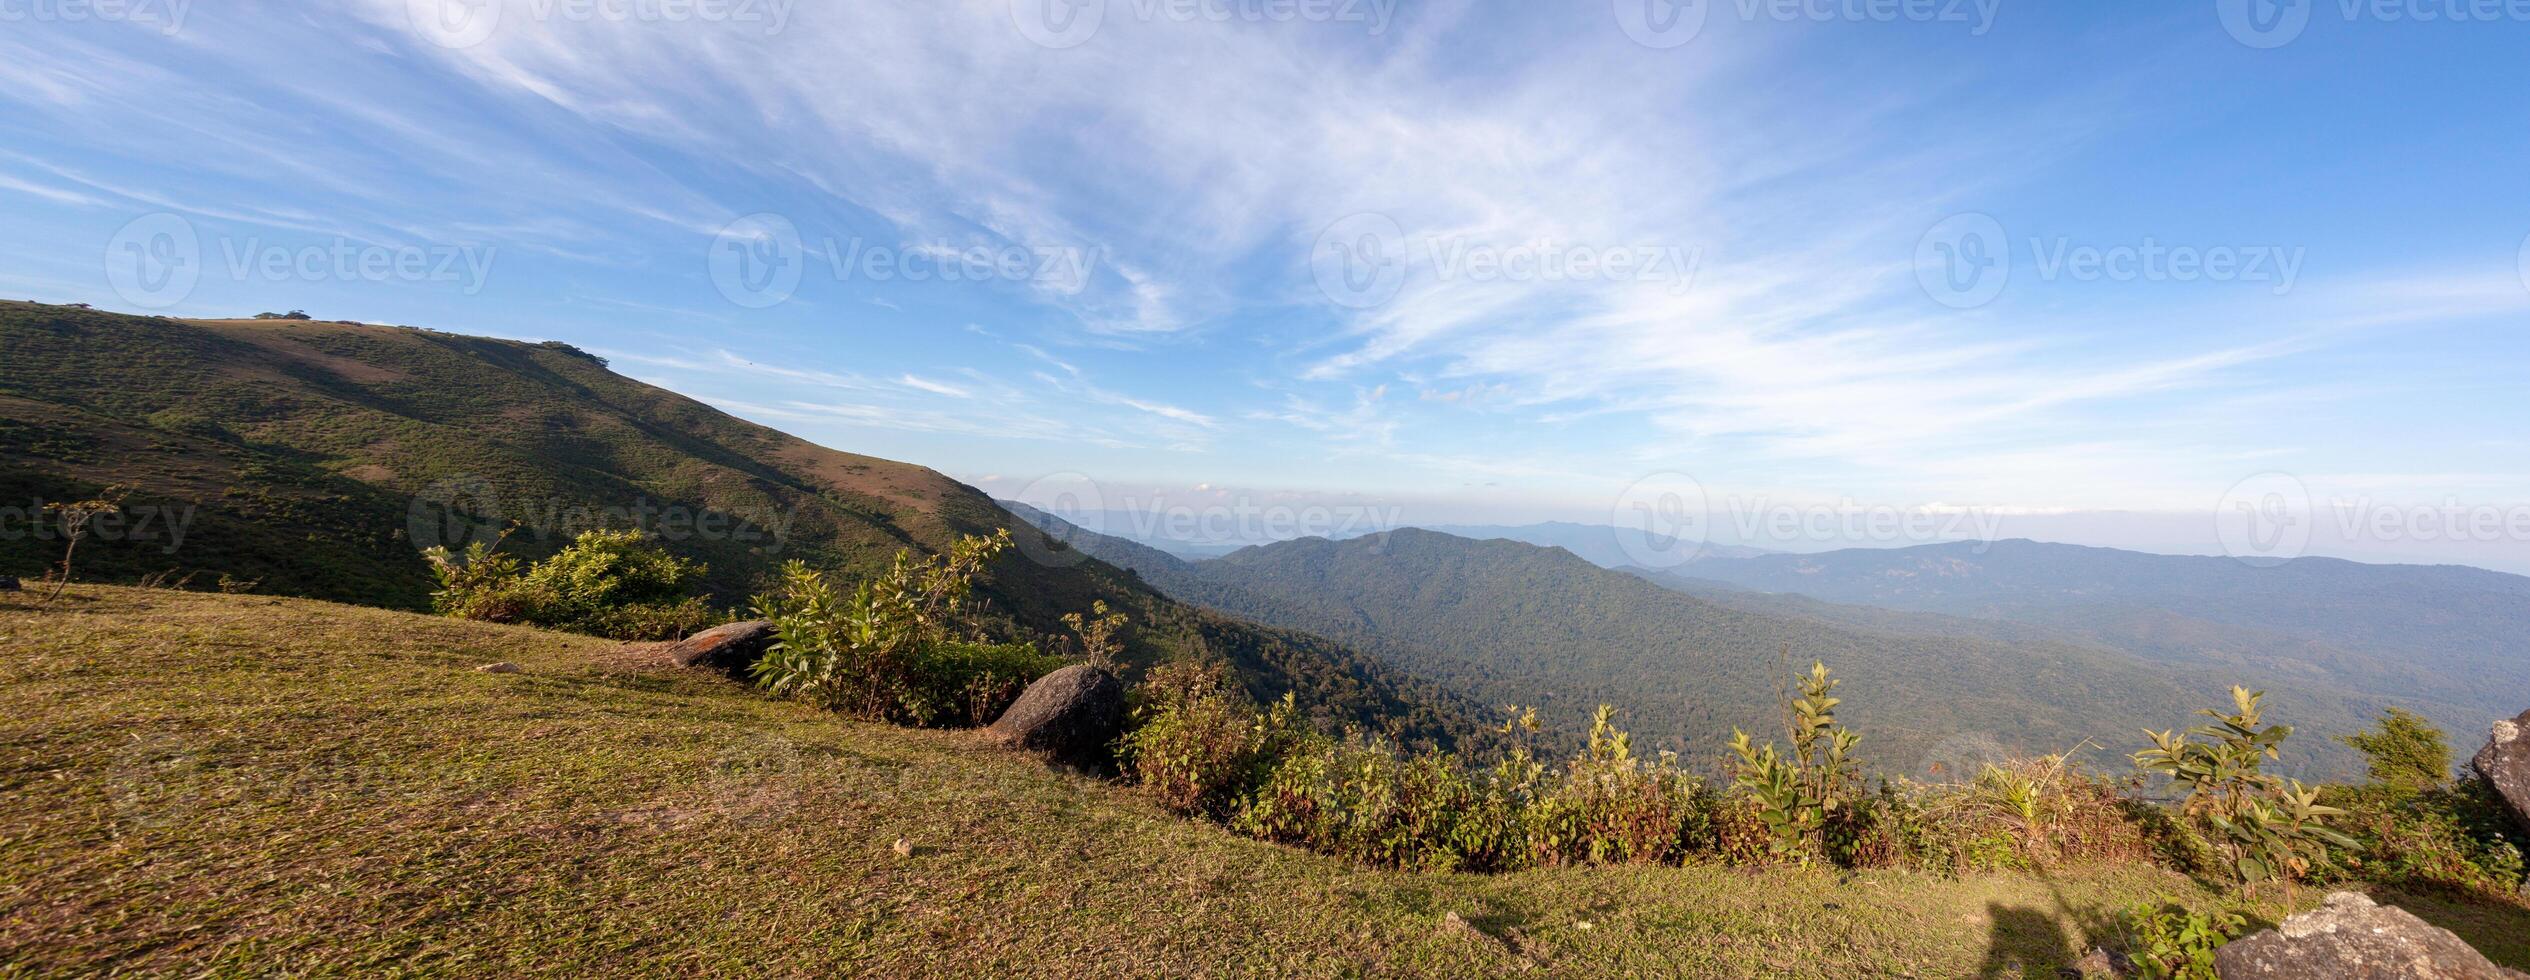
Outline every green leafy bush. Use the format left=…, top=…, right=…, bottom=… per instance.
left=751, top=531, right=1061, bottom=726
left=424, top=529, right=719, bottom=640
left=2121, top=902, right=2247, bottom=979
left=2336, top=707, right=2452, bottom=793
left=1727, top=661, right=1864, bottom=861
left=1120, top=661, right=1310, bottom=817
left=2134, top=687, right=2355, bottom=898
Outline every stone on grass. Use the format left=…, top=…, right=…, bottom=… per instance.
left=0, top=575, right=19, bottom=592
left=2212, top=891, right=2525, bottom=979
left=658, top=620, right=778, bottom=676
left=477, top=662, right=522, bottom=674
left=987, top=664, right=1123, bottom=765
left=2473, top=708, right=2530, bottom=834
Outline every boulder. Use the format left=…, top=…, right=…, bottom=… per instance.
left=0, top=575, right=18, bottom=592
left=2473, top=708, right=2530, bottom=834
left=477, top=662, right=522, bottom=674
left=2213, top=892, right=2525, bottom=979
left=658, top=621, right=779, bottom=676
left=988, top=664, right=1124, bottom=765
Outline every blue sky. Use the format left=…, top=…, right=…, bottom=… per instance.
left=4, top=1, right=2528, bottom=567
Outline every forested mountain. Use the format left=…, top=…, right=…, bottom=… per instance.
left=1648, top=540, right=2530, bottom=737
left=1010, top=510, right=2399, bottom=776
left=1396, top=521, right=1776, bottom=569
left=0, top=302, right=1488, bottom=747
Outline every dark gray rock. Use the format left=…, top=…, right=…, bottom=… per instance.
left=988, top=664, right=1123, bottom=765
left=2474, top=708, right=2530, bottom=834
left=2214, top=892, right=2525, bottom=979
left=659, top=621, right=778, bottom=676
left=0, top=575, right=18, bottom=592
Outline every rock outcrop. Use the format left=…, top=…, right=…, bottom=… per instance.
left=2474, top=708, right=2530, bottom=834
left=2214, top=892, right=2525, bottom=979
left=989, top=664, right=1124, bottom=765
left=657, top=621, right=779, bottom=676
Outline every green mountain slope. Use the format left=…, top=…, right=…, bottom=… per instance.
left=0, top=302, right=1483, bottom=747
left=1014, top=511, right=2401, bottom=776
left=1656, top=540, right=2530, bottom=734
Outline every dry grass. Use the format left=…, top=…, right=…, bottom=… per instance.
left=0, top=586, right=2346, bottom=977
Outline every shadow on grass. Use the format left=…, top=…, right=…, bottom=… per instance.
left=1977, top=902, right=2075, bottom=978
left=2372, top=886, right=2530, bottom=971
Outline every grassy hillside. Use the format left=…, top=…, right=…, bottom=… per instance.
left=0, top=302, right=1485, bottom=747
left=0, top=585, right=2408, bottom=977
left=1016, top=512, right=2408, bottom=776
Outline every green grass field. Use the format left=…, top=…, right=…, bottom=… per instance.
left=5, top=586, right=2522, bottom=977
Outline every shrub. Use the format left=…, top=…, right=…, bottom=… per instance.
left=2134, top=687, right=2355, bottom=898
left=424, top=529, right=719, bottom=640
left=2120, top=902, right=2247, bottom=980
left=751, top=531, right=1060, bottom=726
left=1121, top=662, right=1310, bottom=817
left=1926, top=752, right=2150, bottom=870
left=1728, top=661, right=1864, bottom=862
left=1527, top=706, right=1711, bottom=867
left=2338, top=707, right=2452, bottom=794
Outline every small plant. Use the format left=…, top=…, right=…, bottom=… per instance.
left=1062, top=600, right=1128, bottom=671
left=2121, top=902, right=2247, bottom=979
left=39, top=485, right=129, bottom=604
left=2336, top=707, right=2450, bottom=794
left=2134, top=687, right=2354, bottom=899
left=1728, top=661, right=1862, bottom=860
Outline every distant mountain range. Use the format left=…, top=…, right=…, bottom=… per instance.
left=1006, top=506, right=2475, bottom=776
left=1642, top=540, right=2530, bottom=737
left=0, top=302, right=1491, bottom=748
